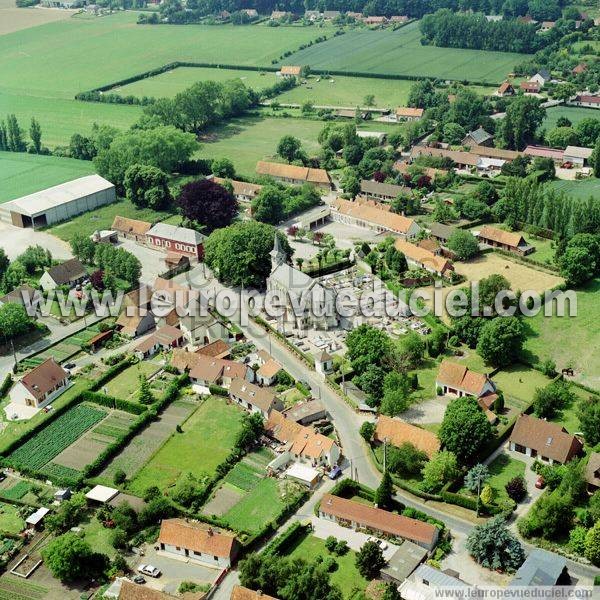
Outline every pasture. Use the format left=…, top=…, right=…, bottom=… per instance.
left=524, top=278, right=600, bottom=390
left=128, top=396, right=244, bottom=496
left=543, top=105, right=600, bottom=131
left=0, top=0, right=74, bottom=36
left=282, top=22, right=529, bottom=83
left=549, top=177, right=600, bottom=201
left=0, top=503, right=24, bottom=536
left=0, top=151, right=95, bottom=203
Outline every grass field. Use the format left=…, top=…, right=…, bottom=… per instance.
left=549, top=177, right=600, bottom=201
left=0, top=503, right=24, bottom=535
left=0, top=0, right=74, bottom=36
left=47, top=197, right=175, bottom=241
left=492, top=364, right=553, bottom=409
left=285, top=532, right=368, bottom=598
left=0, top=577, right=48, bottom=600
left=524, top=278, right=600, bottom=390
left=282, top=21, right=529, bottom=84
left=486, top=454, right=526, bottom=503
left=103, top=362, right=161, bottom=401
left=543, top=105, right=600, bottom=131
left=0, top=151, right=95, bottom=203
left=128, top=396, right=243, bottom=496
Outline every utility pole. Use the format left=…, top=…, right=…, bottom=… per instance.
left=10, top=339, right=17, bottom=369
left=383, top=437, right=387, bottom=472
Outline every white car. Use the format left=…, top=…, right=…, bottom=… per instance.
left=367, top=537, right=388, bottom=550
left=138, top=564, right=161, bottom=578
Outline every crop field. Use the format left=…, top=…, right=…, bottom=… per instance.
left=549, top=177, right=600, bottom=201
left=282, top=22, right=529, bottom=83
left=0, top=577, right=48, bottom=600
left=0, top=0, right=74, bottom=36
left=7, top=403, right=107, bottom=472
left=0, top=151, right=95, bottom=204
left=543, top=105, right=600, bottom=131
left=524, top=278, right=600, bottom=390
left=128, top=396, right=244, bottom=496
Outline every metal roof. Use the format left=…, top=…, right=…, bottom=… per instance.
left=413, top=564, right=468, bottom=587
left=4, top=175, right=114, bottom=216
left=509, top=549, right=566, bottom=587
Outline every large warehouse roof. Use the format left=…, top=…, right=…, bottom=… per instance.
left=3, top=175, right=114, bottom=217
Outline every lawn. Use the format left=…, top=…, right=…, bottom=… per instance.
left=282, top=21, right=529, bottom=84
left=0, top=503, right=24, bottom=536
left=549, top=177, right=600, bottom=201
left=486, top=454, right=525, bottom=503
left=491, top=364, right=553, bottom=411
left=524, top=278, right=600, bottom=390
left=128, top=396, right=244, bottom=496
left=47, top=197, right=175, bottom=242
left=103, top=362, right=161, bottom=401
left=543, top=106, right=600, bottom=131
left=80, top=515, right=117, bottom=559
left=285, top=532, right=368, bottom=598
left=0, top=151, right=95, bottom=203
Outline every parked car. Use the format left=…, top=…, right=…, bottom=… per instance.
left=328, top=466, right=342, bottom=480
left=138, top=565, right=161, bottom=578
left=367, top=536, right=388, bottom=550
left=132, top=575, right=146, bottom=584
left=535, top=475, right=546, bottom=489
left=64, top=362, right=76, bottom=370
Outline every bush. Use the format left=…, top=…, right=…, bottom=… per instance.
left=505, top=476, right=527, bottom=503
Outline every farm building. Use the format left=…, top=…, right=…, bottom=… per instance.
left=563, top=145, right=594, bottom=167
left=319, top=494, right=439, bottom=550
left=9, top=358, right=70, bottom=410
left=569, top=94, right=600, bottom=108
left=256, top=161, right=332, bottom=190
left=278, top=65, right=303, bottom=78
left=394, top=107, right=424, bottom=121
left=0, top=175, right=115, bottom=229
left=158, top=518, right=239, bottom=568
left=146, top=223, right=205, bottom=261
left=476, top=225, right=535, bottom=255
left=394, top=239, right=454, bottom=277
left=496, top=81, right=515, bottom=97
left=360, top=179, right=410, bottom=202
left=212, top=176, right=262, bottom=202
left=399, top=565, right=468, bottom=600
left=39, top=258, right=86, bottom=291
left=523, top=145, right=564, bottom=164
left=26, top=507, right=50, bottom=530
left=374, top=415, right=440, bottom=458
left=111, top=216, right=152, bottom=242
left=462, top=127, right=493, bottom=147
left=380, top=541, right=428, bottom=584
left=585, top=453, right=600, bottom=493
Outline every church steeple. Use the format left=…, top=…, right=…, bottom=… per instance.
left=270, top=233, right=285, bottom=272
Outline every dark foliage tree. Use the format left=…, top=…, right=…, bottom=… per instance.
left=177, top=178, right=238, bottom=232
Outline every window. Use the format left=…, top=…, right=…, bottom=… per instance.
left=214, top=555, right=218, bottom=561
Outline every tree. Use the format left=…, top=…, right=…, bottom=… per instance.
left=447, top=230, right=479, bottom=260
left=578, top=397, right=600, bottom=446
left=519, top=492, right=574, bottom=539
left=212, top=157, right=235, bottom=178
left=546, top=127, right=579, bottom=150
left=387, top=443, right=427, bottom=475
left=124, top=164, right=171, bottom=210
left=477, top=317, right=525, bottom=367
left=575, top=119, right=600, bottom=148
left=6, top=114, right=26, bottom=152
left=45, top=493, right=87, bottom=533
left=18, top=245, right=51, bottom=274
left=204, top=221, right=291, bottom=288
left=113, top=469, right=126, bottom=486
left=505, top=476, right=527, bottom=503
left=137, top=376, right=154, bottom=405
left=397, top=332, right=425, bottom=370
left=443, top=122, right=466, bottom=145
left=355, top=541, right=386, bottom=579
left=364, top=94, right=375, bottom=107
left=380, top=371, right=411, bottom=416
left=70, top=232, right=96, bottom=264
left=585, top=522, right=600, bottom=566
left=382, top=582, right=402, bottom=600
left=42, top=533, right=109, bottom=582
left=431, top=198, right=457, bottom=223
left=533, top=380, right=573, bottom=419
left=346, top=324, right=392, bottom=376
left=439, top=396, right=493, bottom=465
left=354, top=364, right=386, bottom=407
left=374, top=470, right=393, bottom=509
left=0, top=303, right=34, bottom=340
left=559, top=246, right=596, bottom=286
left=277, top=135, right=302, bottom=163
left=569, top=526, right=588, bottom=556
left=359, top=421, right=375, bottom=443
left=340, top=168, right=360, bottom=198
left=421, top=451, right=459, bottom=493
left=29, top=117, right=42, bottom=153
left=177, top=178, right=238, bottom=232
left=466, top=516, right=525, bottom=572
left=235, top=412, right=264, bottom=451
left=252, top=185, right=286, bottom=224
left=499, top=96, right=545, bottom=150
left=3, top=261, right=27, bottom=292
left=464, top=464, right=490, bottom=493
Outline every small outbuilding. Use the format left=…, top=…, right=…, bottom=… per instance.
left=26, top=507, right=50, bottom=530
left=85, top=485, right=119, bottom=505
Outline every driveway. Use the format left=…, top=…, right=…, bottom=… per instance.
left=115, top=239, right=166, bottom=284
left=134, top=545, right=222, bottom=595
left=0, top=222, right=73, bottom=261
left=403, top=396, right=450, bottom=425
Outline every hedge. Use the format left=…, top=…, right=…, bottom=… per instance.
left=209, top=384, right=229, bottom=397
left=263, top=521, right=309, bottom=557
left=90, top=356, right=136, bottom=392
left=81, top=391, right=146, bottom=415
left=0, top=373, right=12, bottom=398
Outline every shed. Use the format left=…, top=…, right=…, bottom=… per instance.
left=26, top=507, right=50, bottom=530
left=380, top=541, right=428, bottom=583
left=85, top=485, right=119, bottom=504
left=285, top=463, right=321, bottom=488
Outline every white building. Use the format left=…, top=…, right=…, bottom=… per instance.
left=9, top=358, right=70, bottom=410
left=0, top=175, right=115, bottom=229
left=229, top=377, right=283, bottom=418
left=563, top=145, right=593, bottom=167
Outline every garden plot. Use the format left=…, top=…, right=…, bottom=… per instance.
left=102, top=362, right=161, bottom=401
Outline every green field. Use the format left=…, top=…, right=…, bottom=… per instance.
left=0, top=151, right=96, bottom=203
left=285, top=533, right=368, bottom=598
left=492, top=364, right=553, bottom=411
left=549, top=177, right=600, bottom=201
left=0, top=503, right=24, bottom=535
left=0, top=578, right=48, bottom=600
left=543, top=105, right=600, bottom=131
left=524, top=278, right=600, bottom=390
left=128, top=396, right=244, bottom=495
left=103, top=362, right=161, bottom=401
left=282, top=21, right=529, bottom=83
left=486, top=454, right=526, bottom=503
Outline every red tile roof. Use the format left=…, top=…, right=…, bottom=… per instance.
left=436, top=360, right=491, bottom=397
left=374, top=416, right=440, bottom=458
left=20, top=358, right=69, bottom=402
left=158, top=518, right=237, bottom=558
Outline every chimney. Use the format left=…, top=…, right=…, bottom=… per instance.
left=207, top=527, right=213, bottom=536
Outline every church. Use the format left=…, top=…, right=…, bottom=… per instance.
left=266, top=236, right=339, bottom=332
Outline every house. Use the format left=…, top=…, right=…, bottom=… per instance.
left=331, top=198, right=421, bottom=239
left=153, top=324, right=185, bottom=349
left=585, top=452, right=600, bottom=492
left=509, top=549, right=569, bottom=586
left=427, top=222, right=457, bottom=245
left=123, top=285, right=153, bottom=314
left=539, top=21, right=555, bottom=32
left=470, top=145, right=521, bottom=162
left=158, top=518, right=239, bottom=568
left=394, top=239, right=454, bottom=278
left=278, top=65, right=302, bottom=78
left=163, top=252, right=190, bottom=277
left=196, top=339, right=231, bottom=359
left=570, top=94, right=600, bottom=109
left=270, top=10, right=289, bottom=20
left=410, top=147, right=480, bottom=171
left=304, top=10, right=320, bottom=20
left=10, top=358, right=70, bottom=409
left=85, top=485, right=119, bottom=505
left=563, top=145, right=594, bottom=167
left=399, top=565, right=468, bottom=600
left=529, top=69, right=551, bottom=86
left=520, top=81, right=541, bottom=94
left=189, top=356, right=251, bottom=390
left=229, top=377, right=283, bottom=418
left=509, top=414, right=583, bottom=464
left=436, top=360, right=496, bottom=398
left=572, top=63, right=587, bottom=75
left=266, top=410, right=340, bottom=467
left=0, top=284, right=39, bottom=311
left=390, top=15, right=409, bottom=22
left=115, top=311, right=155, bottom=338
left=362, top=15, right=387, bottom=25
left=26, top=507, right=50, bottom=530
left=241, top=8, right=258, bottom=17
left=315, top=350, right=333, bottom=376
left=256, top=161, right=331, bottom=190
left=476, top=225, right=535, bottom=255
left=394, top=107, right=424, bottom=121
left=462, top=127, right=493, bottom=147
left=111, top=216, right=152, bottom=242
left=212, top=177, right=262, bottom=203
left=114, top=580, right=199, bottom=600
left=255, top=354, right=283, bottom=386
left=146, top=223, right=205, bottom=261
left=360, top=180, right=409, bottom=202
left=374, top=415, right=440, bottom=458
left=134, top=335, right=160, bottom=360
left=231, top=586, right=278, bottom=600
left=380, top=541, right=428, bottom=584
left=346, top=11, right=363, bottom=19
left=319, top=494, right=439, bottom=550
left=496, top=81, right=515, bottom=97
left=523, top=145, right=564, bottom=164
left=283, top=399, right=326, bottom=425
left=40, top=258, right=86, bottom=291
left=323, top=10, right=340, bottom=19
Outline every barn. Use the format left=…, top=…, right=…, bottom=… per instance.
left=0, top=175, right=116, bottom=229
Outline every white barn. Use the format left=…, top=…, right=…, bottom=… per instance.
left=0, top=175, right=115, bottom=229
